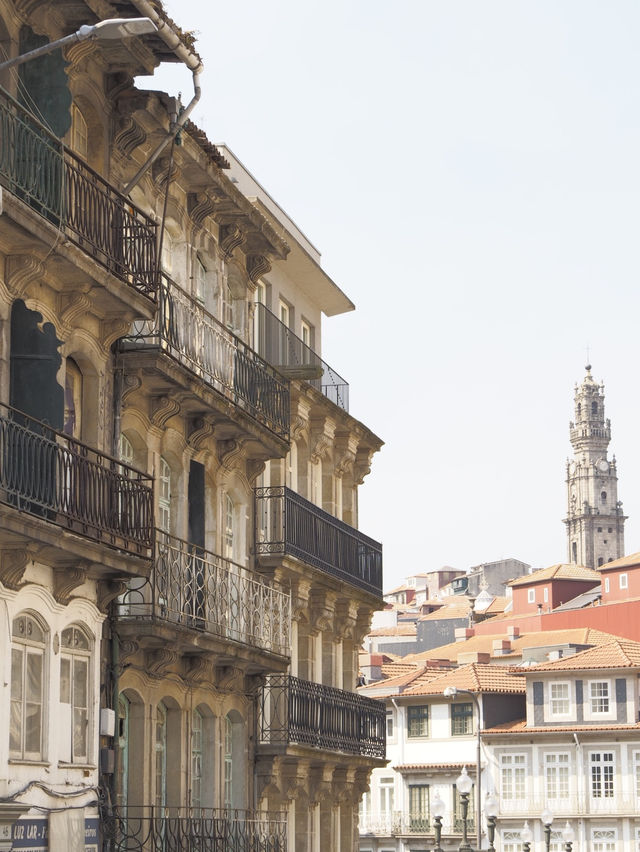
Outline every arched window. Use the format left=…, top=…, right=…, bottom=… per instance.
left=572, top=542, right=577, bottom=562
left=598, top=557, right=604, bottom=567
left=577, top=403, right=581, bottom=418
left=224, top=493, right=234, bottom=559
left=60, top=624, right=92, bottom=763
left=601, top=491, right=607, bottom=504
left=158, top=457, right=171, bottom=532
left=592, top=401, right=598, bottom=415
left=155, top=702, right=167, bottom=808
left=10, top=613, right=46, bottom=760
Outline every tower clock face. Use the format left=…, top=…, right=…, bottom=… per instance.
left=596, top=459, right=609, bottom=473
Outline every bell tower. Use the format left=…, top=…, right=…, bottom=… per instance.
left=564, top=365, right=626, bottom=568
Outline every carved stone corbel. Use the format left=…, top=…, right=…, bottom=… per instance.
left=290, top=578, right=312, bottom=620
left=309, top=588, right=337, bottom=633
left=354, top=447, right=375, bottom=485
left=188, top=417, right=215, bottom=450
left=217, top=438, right=246, bottom=472
left=214, top=664, right=244, bottom=691
left=183, top=655, right=212, bottom=686
left=187, top=192, right=217, bottom=229
left=113, top=115, right=148, bottom=157
left=219, top=223, right=245, bottom=260
left=246, top=254, right=271, bottom=285
left=255, top=755, right=284, bottom=802
left=53, top=562, right=90, bottom=605
left=246, top=458, right=266, bottom=485
left=309, top=765, right=334, bottom=805
left=0, top=545, right=41, bottom=590
left=97, top=578, right=129, bottom=612
left=63, top=38, right=98, bottom=71
left=5, top=254, right=45, bottom=300
left=121, top=374, right=142, bottom=406
left=101, top=317, right=133, bottom=349
left=310, top=415, right=336, bottom=463
left=150, top=395, right=181, bottom=428
left=334, top=599, right=359, bottom=640
left=146, top=647, right=179, bottom=678
left=118, top=639, right=140, bottom=667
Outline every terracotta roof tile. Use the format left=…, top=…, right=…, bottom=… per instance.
left=509, top=564, right=600, bottom=587
left=522, top=639, right=640, bottom=671
left=484, top=596, right=509, bottom=614
left=597, top=552, right=640, bottom=571
left=419, top=600, right=473, bottom=621
left=394, top=763, right=476, bottom=773
left=484, top=719, right=640, bottom=734
left=402, top=663, right=525, bottom=695
left=368, top=624, right=417, bottom=637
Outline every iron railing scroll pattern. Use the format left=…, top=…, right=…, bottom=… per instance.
left=0, top=87, right=157, bottom=299
left=101, top=805, right=287, bottom=852
left=0, top=402, right=153, bottom=556
left=259, top=674, right=386, bottom=759
left=116, top=530, right=291, bottom=657
left=254, top=302, right=349, bottom=411
left=255, top=486, right=383, bottom=596
left=118, top=276, right=290, bottom=439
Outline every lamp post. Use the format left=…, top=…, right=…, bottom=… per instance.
left=485, top=793, right=498, bottom=852
left=456, top=767, right=474, bottom=852
left=444, top=686, right=482, bottom=849
left=562, top=822, right=575, bottom=852
left=520, top=821, right=533, bottom=852
left=541, top=808, right=554, bottom=852
left=0, top=18, right=157, bottom=72
left=432, top=792, right=446, bottom=852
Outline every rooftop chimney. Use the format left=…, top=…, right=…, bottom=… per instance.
left=455, top=627, right=475, bottom=642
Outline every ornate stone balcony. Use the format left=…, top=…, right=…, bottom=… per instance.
left=116, top=530, right=291, bottom=658
left=0, top=87, right=157, bottom=300
left=255, top=486, right=383, bottom=596
left=101, top=806, right=287, bottom=851
left=118, top=276, right=290, bottom=441
left=258, top=674, right=386, bottom=759
left=0, top=401, right=153, bottom=558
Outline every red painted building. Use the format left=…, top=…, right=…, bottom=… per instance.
left=509, top=563, right=600, bottom=615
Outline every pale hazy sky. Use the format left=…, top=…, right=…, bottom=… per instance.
left=146, top=1, right=640, bottom=591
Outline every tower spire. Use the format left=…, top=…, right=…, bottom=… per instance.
left=564, top=365, right=626, bottom=568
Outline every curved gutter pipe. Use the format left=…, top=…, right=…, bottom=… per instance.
left=124, top=0, right=203, bottom=195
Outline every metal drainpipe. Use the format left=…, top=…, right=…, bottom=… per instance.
left=123, top=0, right=203, bottom=195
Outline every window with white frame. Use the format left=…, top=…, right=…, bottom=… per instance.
left=501, top=831, right=523, bottom=852
left=155, top=702, right=167, bottom=808
left=548, top=832, right=564, bottom=852
left=60, top=625, right=92, bottom=764
left=223, top=493, right=234, bottom=560
left=589, top=681, right=610, bottom=714
left=590, top=752, right=615, bottom=798
left=451, top=702, right=474, bottom=735
left=543, top=586, right=549, bottom=603
left=224, top=715, right=233, bottom=808
left=191, top=708, right=203, bottom=810
left=408, top=784, right=429, bottom=830
left=158, top=457, right=171, bottom=532
left=500, top=754, right=526, bottom=800
left=592, top=829, right=616, bottom=852
left=620, top=573, right=628, bottom=590
left=527, top=588, right=535, bottom=603
left=386, top=709, right=394, bottom=738
left=194, top=256, right=206, bottom=304
left=10, top=613, right=46, bottom=760
left=379, top=776, right=394, bottom=819
left=544, top=753, right=570, bottom=800
left=549, top=682, right=570, bottom=716
left=634, top=751, right=640, bottom=799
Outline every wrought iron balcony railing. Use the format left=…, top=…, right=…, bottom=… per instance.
left=255, top=486, right=383, bottom=596
left=101, top=806, right=287, bottom=852
left=0, top=401, right=153, bottom=556
left=118, top=276, right=289, bottom=439
left=253, top=302, right=349, bottom=411
left=0, top=87, right=157, bottom=298
left=359, top=813, right=472, bottom=836
left=116, top=530, right=291, bottom=657
left=259, top=674, right=386, bottom=759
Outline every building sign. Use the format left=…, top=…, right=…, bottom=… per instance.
left=11, top=817, right=98, bottom=851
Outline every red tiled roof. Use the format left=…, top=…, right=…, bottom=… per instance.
left=368, top=624, right=417, bottom=637
left=483, top=718, right=640, bottom=734
left=509, top=564, right=600, bottom=587
left=521, top=639, right=640, bottom=672
left=597, top=552, right=640, bottom=571
left=402, top=663, right=525, bottom=696
left=394, top=763, right=477, bottom=773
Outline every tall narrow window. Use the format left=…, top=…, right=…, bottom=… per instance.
left=408, top=784, right=429, bottom=831
left=224, top=493, right=234, bottom=559
left=407, top=705, right=429, bottom=738
left=592, top=831, right=616, bottom=852
left=155, top=703, right=167, bottom=808
left=549, top=683, right=570, bottom=716
left=117, top=695, right=129, bottom=807
left=10, top=614, right=45, bottom=760
left=453, top=784, right=475, bottom=831
left=378, top=776, right=394, bottom=820
left=590, top=682, right=610, bottom=714
left=223, top=282, right=234, bottom=329
left=224, top=715, right=233, bottom=808
left=119, top=435, right=134, bottom=466
left=64, top=358, right=83, bottom=439
left=191, top=709, right=203, bottom=810
left=158, top=457, right=171, bottom=532
left=501, top=754, right=526, bottom=800
left=451, top=702, right=473, bottom=735
left=71, top=104, right=88, bottom=160
left=194, top=256, right=206, bottom=304
left=60, top=625, right=91, bottom=763
left=545, top=753, right=570, bottom=800
left=591, top=752, right=614, bottom=798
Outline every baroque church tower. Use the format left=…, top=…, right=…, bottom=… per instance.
left=565, top=365, right=626, bottom=568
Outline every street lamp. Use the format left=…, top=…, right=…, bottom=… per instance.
left=0, top=18, right=157, bottom=72
left=485, top=793, right=499, bottom=852
left=520, top=821, right=533, bottom=852
left=444, top=685, right=482, bottom=849
left=562, top=822, right=575, bottom=852
left=541, top=808, right=554, bottom=852
left=432, top=792, right=446, bottom=852
left=456, top=767, right=474, bottom=852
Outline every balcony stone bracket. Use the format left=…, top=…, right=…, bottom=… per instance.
left=151, top=395, right=182, bottom=429
left=145, top=647, right=179, bottom=678
left=183, top=655, right=213, bottom=687
left=214, top=664, right=244, bottom=692
left=334, top=600, right=360, bottom=641
left=309, top=765, right=335, bottom=806
left=97, top=578, right=129, bottom=612
left=246, top=254, right=271, bottom=286
left=53, top=561, right=91, bottom=605
left=4, top=254, right=47, bottom=301
left=0, top=544, right=42, bottom=590
left=188, top=416, right=216, bottom=450
left=308, top=588, right=337, bottom=633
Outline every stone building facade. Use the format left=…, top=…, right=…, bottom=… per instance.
left=0, top=2, right=384, bottom=850
left=565, top=366, right=625, bottom=568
